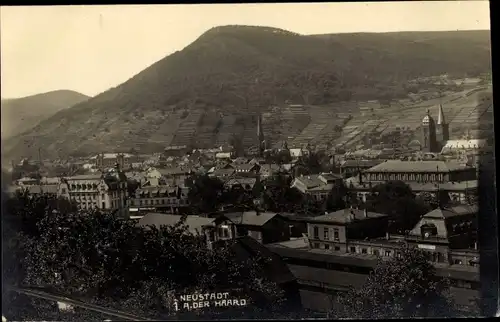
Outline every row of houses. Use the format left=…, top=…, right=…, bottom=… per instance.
left=134, top=201, right=479, bottom=313
left=136, top=201, right=478, bottom=269
left=10, top=158, right=479, bottom=218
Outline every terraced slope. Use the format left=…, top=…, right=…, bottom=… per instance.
left=3, top=26, right=491, bottom=159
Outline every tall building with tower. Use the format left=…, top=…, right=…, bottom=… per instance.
left=420, top=105, right=450, bottom=153
left=436, top=104, right=450, bottom=149
left=421, top=109, right=438, bottom=153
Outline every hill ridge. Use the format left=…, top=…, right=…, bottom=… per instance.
left=2, top=26, right=492, bottom=159
left=1, top=90, right=90, bottom=141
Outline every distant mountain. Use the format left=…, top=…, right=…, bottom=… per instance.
left=2, top=26, right=492, bottom=159
left=1, top=90, right=90, bottom=139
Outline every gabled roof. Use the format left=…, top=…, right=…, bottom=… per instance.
left=221, top=211, right=280, bottom=227
left=293, top=174, right=336, bottom=192
left=319, top=173, right=342, bottom=182
left=340, top=159, right=383, bottom=168
left=231, top=157, right=249, bottom=164
left=233, top=163, right=258, bottom=171
left=67, top=173, right=102, bottom=180
left=259, top=163, right=281, bottom=172
left=365, top=160, right=470, bottom=173
left=311, top=208, right=388, bottom=224
left=158, top=167, right=188, bottom=176
left=423, top=205, right=478, bottom=220
left=225, top=177, right=257, bottom=187
left=293, top=175, right=324, bottom=189
left=137, top=185, right=178, bottom=195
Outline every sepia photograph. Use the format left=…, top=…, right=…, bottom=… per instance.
left=1, top=1, right=497, bottom=320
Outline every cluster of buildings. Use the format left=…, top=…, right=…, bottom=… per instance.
left=134, top=199, right=479, bottom=313
left=6, top=104, right=487, bottom=315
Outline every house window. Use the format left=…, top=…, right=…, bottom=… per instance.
left=396, top=252, right=402, bottom=259
left=349, top=246, right=356, bottom=253
left=101, top=194, right=105, bottom=199
left=385, top=250, right=392, bottom=257
left=323, top=228, right=329, bottom=240
left=313, top=243, right=320, bottom=249
left=334, top=246, right=340, bottom=251
left=237, top=226, right=248, bottom=237
left=101, top=202, right=106, bottom=209
left=454, top=259, right=463, bottom=265
left=313, top=226, right=319, bottom=239
left=324, top=244, right=330, bottom=250
left=333, top=228, right=339, bottom=241
left=373, top=249, right=380, bottom=256
left=156, top=200, right=159, bottom=205
left=361, top=248, right=367, bottom=254
left=61, top=188, right=67, bottom=194
left=139, top=200, right=143, bottom=206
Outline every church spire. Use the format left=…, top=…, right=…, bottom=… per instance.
left=437, top=104, right=446, bottom=125
left=257, top=113, right=266, bottom=156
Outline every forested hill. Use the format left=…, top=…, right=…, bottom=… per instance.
left=3, top=26, right=492, bottom=159
left=1, top=90, right=90, bottom=139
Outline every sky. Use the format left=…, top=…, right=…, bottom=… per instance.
left=0, top=2, right=491, bottom=99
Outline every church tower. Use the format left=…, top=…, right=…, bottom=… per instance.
left=421, top=109, right=438, bottom=153
left=257, top=113, right=266, bottom=156
left=435, top=104, right=450, bottom=150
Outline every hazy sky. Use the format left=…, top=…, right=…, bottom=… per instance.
left=1, top=2, right=491, bottom=99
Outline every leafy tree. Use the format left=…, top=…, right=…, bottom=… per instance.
left=321, top=180, right=348, bottom=212
left=365, top=181, right=431, bottom=233
left=2, top=191, right=291, bottom=320
left=296, top=151, right=323, bottom=175
left=126, top=178, right=141, bottom=196
left=186, top=174, right=225, bottom=214
left=338, top=245, right=457, bottom=318
left=295, top=194, right=322, bottom=217
left=261, top=173, right=302, bottom=213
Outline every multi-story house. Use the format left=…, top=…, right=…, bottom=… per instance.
left=346, top=160, right=477, bottom=203
left=405, top=204, right=478, bottom=265
left=306, top=208, right=390, bottom=252
left=291, top=172, right=343, bottom=202
left=12, top=184, right=60, bottom=198
left=258, top=163, right=284, bottom=179
left=209, top=167, right=236, bottom=179
left=224, top=177, right=258, bottom=192
left=339, top=159, right=383, bottom=178
left=158, top=167, right=191, bottom=186
left=91, top=153, right=134, bottom=170
left=205, top=211, right=290, bottom=247
left=267, top=204, right=480, bottom=314
left=231, top=163, right=261, bottom=176
left=129, top=185, right=190, bottom=214
left=59, top=167, right=129, bottom=217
